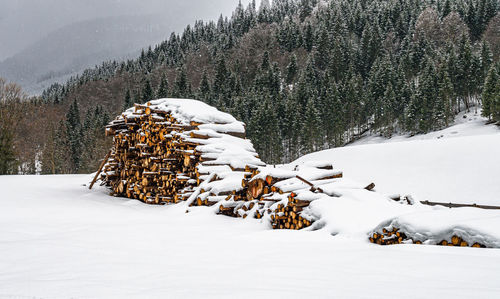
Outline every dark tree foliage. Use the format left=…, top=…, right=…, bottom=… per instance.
left=157, top=74, right=169, bottom=98
left=0, top=124, right=16, bottom=174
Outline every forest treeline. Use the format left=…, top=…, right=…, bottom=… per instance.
left=1, top=0, right=499, bottom=174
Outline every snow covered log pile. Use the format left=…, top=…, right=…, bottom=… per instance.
left=99, top=98, right=345, bottom=231
left=368, top=208, right=500, bottom=248
left=101, top=99, right=264, bottom=205
left=97, top=98, right=499, bottom=247
left=216, top=162, right=343, bottom=229
left=370, top=227, right=485, bottom=247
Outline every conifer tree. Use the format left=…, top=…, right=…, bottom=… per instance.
left=213, top=57, right=228, bottom=96
left=299, top=0, right=313, bottom=22
left=303, top=22, right=314, bottom=51
left=301, top=97, right=322, bottom=153
left=314, top=26, right=330, bottom=70
left=123, top=89, right=133, bottom=110
left=481, top=64, right=498, bottom=119
left=157, top=74, right=169, bottom=98
left=0, top=123, right=16, bottom=174
left=286, top=54, right=298, bottom=84
left=173, top=67, right=190, bottom=98
left=261, top=51, right=271, bottom=70
left=437, top=69, right=454, bottom=126
left=198, top=70, right=212, bottom=102
left=141, top=79, right=154, bottom=103
left=65, top=100, right=82, bottom=172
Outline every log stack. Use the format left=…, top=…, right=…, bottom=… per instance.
left=215, top=162, right=343, bottom=230
left=98, top=99, right=345, bottom=231
left=100, top=98, right=264, bottom=205
left=97, top=98, right=494, bottom=247
left=369, top=226, right=486, bottom=248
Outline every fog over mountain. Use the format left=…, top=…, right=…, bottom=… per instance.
left=0, top=0, right=254, bottom=94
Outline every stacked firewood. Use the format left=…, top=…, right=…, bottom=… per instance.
left=98, top=98, right=343, bottom=231
left=215, top=163, right=343, bottom=230
left=369, top=226, right=486, bottom=248
left=99, top=99, right=264, bottom=205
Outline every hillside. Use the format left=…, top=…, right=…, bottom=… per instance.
left=0, top=15, right=172, bottom=94
left=296, top=110, right=500, bottom=205
left=1, top=116, right=499, bottom=297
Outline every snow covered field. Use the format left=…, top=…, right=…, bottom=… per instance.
left=297, top=111, right=500, bottom=206
left=1, top=114, right=499, bottom=298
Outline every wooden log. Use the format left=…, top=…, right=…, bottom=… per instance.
left=364, top=183, right=375, bottom=191
left=89, top=150, right=112, bottom=189
left=295, top=175, right=324, bottom=193
left=420, top=200, right=500, bottom=210
left=247, top=178, right=265, bottom=200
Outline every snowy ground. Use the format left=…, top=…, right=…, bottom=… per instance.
left=1, top=175, right=500, bottom=298
left=1, top=114, right=499, bottom=298
left=297, top=110, right=500, bottom=206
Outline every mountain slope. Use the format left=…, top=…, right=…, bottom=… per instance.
left=0, top=15, right=191, bottom=94
left=0, top=0, right=249, bottom=94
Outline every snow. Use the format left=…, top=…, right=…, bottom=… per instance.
left=295, top=111, right=500, bottom=206
left=1, top=175, right=500, bottom=298
left=146, top=98, right=239, bottom=125
left=1, top=111, right=500, bottom=298
left=372, top=208, right=500, bottom=248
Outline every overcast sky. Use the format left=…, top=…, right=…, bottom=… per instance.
left=0, top=0, right=257, bottom=61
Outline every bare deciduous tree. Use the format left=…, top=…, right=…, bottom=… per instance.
left=442, top=12, right=470, bottom=45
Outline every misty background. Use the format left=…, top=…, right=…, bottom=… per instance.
left=0, top=0, right=256, bottom=94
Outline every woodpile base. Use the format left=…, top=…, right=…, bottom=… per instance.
left=369, top=226, right=487, bottom=248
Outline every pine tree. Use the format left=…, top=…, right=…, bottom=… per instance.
left=418, top=62, right=439, bottom=132
left=299, top=0, right=313, bottom=22
left=173, top=67, right=190, bottom=98
left=482, top=64, right=498, bottom=119
left=198, top=69, right=211, bottom=102
left=442, top=0, right=451, bottom=18
left=314, top=26, right=330, bottom=70
left=381, top=82, right=396, bottom=136
left=141, top=79, right=154, bottom=103
left=286, top=54, right=298, bottom=84
left=213, top=57, right=228, bottom=96
left=494, top=78, right=500, bottom=122
left=0, top=123, right=16, bottom=174
left=54, top=120, right=72, bottom=174
left=301, top=97, right=321, bottom=153
left=65, top=100, right=82, bottom=172
left=261, top=51, right=270, bottom=70
left=480, top=41, right=493, bottom=81
left=303, top=22, right=314, bottom=52
left=437, top=69, right=454, bottom=127
left=157, top=74, right=169, bottom=98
